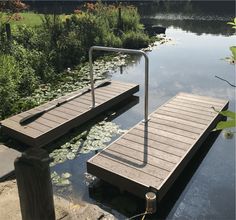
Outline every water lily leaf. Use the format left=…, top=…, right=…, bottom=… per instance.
left=219, top=110, right=236, bottom=120
left=222, top=130, right=234, bottom=139
left=227, top=22, right=235, bottom=25
left=230, top=46, right=236, bottom=60
left=61, top=172, right=71, bottom=179
left=214, top=120, right=236, bottom=131
left=66, top=152, right=76, bottom=160
left=56, top=179, right=71, bottom=186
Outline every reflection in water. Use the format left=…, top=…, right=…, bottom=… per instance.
left=138, top=1, right=234, bottom=36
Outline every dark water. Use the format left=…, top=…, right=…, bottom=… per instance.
left=51, top=2, right=235, bottom=219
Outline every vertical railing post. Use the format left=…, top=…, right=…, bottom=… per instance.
left=14, top=148, right=55, bottom=220
left=89, top=47, right=96, bottom=108
left=89, top=46, right=149, bottom=122
left=143, top=53, right=149, bottom=123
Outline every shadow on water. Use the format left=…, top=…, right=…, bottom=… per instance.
left=89, top=130, right=222, bottom=219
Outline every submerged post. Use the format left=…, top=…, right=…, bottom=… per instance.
left=14, top=148, right=55, bottom=220
left=89, top=46, right=149, bottom=122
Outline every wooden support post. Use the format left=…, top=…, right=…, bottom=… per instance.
left=14, top=148, right=55, bottom=220
left=5, top=23, right=11, bottom=41
left=118, top=7, right=123, bottom=31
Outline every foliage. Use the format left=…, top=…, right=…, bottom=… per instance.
left=51, top=171, right=71, bottom=187
left=229, top=46, right=236, bottom=61
left=0, top=54, right=38, bottom=119
left=0, top=0, right=28, bottom=23
left=49, top=120, right=124, bottom=167
left=122, top=31, right=150, bottom=49
left=214, top=19, right=236, bottom=134
left=214, top=110, right=236, bottom=131
left=227, top=17, right=236, bottom=29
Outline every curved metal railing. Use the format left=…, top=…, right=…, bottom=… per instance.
left=89, top=46, right=149, bottom=122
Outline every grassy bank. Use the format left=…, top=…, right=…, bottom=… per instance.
left=1, top=12, right=43, bottom=26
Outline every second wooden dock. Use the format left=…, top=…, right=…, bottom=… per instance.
left=1, top=80, right=139, bottom=147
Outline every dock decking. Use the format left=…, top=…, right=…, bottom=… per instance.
left=87, top=93, right=229, bottom=201
left=1, top=81, right=139, bottom=147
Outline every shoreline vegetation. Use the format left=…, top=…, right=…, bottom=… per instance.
left=0, top=2, right=159, bottom=121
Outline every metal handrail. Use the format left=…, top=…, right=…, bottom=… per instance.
left=89, top=46, right=149, bottom=122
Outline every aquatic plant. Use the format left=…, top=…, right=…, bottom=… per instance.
left=51, top=171, right=71, bottom=186
left=214, top=19, right=236, bottom=136
left=49, top=120, right=124, bottom=167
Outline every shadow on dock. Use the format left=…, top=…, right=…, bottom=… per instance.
left=88, top=130, right=221, bottom=219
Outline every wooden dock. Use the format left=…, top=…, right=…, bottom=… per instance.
left=0, top=81, right=139, bottom=147
left=87, top=93, right=229, bottom=201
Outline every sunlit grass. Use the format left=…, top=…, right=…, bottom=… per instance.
left=1, top=12, right=68, bottom=27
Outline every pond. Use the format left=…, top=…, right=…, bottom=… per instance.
left=50, top=1, right=235, bottom=219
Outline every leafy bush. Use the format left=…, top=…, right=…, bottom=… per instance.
left=122, top=31, right=150, bottom=49
left=0, top=54, right=39, bottom=119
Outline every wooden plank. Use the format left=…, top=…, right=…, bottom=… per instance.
left=179, top=92, right=227, bottom=104
left=134, top=125, right=195, bottom=145
left=115, top=140, right=181, bottom=163
left=10, top=114, right=58, bottom=129
left=174, top=96, right=223, bottom=108
left=154, top=110, right=209, bottom=125
left=101, top=147, right=173, bottom=177
left=121, top=134, right=186, bottom=157
left=152, top=114, right=206, bottom=129
left=167, top=100, right=218, bottom=112
left=128, top=128, right=191, bottom=151
left=158, top=106, right=213, bottom=121
left=176, top=95, right=225, bottom=106
left=149, top=117, right=202, bottom=134
left=147, top=121, right=199, bottom=139
left=87, top=92, right=229, bottom=201
left=163, top=103, right=217, bottom=117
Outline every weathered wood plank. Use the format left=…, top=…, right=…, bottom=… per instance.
left=179, top=92, right=227, bottom=104
left=121, top=134, right=186, bottom=157
left=115, top=140, right=181, bottom=164
left=158, top=106, right=213, bottom=121
left=168, top=100, right=218, bottom=112
left=147, top=121, right=199, bottom=139
left=149, top=117, right=202, bottom=134
left=174, top=96, right=223, bottom=108
left=163, top=103, right=217, bottom=117
left=128, top=128, right=191, bottom=151
left=154, top=110, right=209, bottom=125
left=134, top=125, right=195, bottom=145
left=152, top=113, right=206, bottom=129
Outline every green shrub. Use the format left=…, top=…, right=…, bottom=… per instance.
left=0, top=55, right=20, bottom=118
left=122, top=31, right=150, bottom=49
left=0, top=54, right=39, bottom=119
